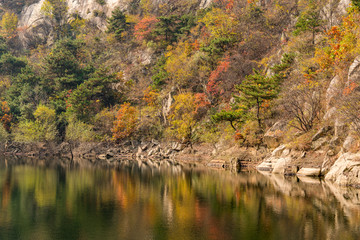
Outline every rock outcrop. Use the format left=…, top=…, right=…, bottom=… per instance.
left=325, top=152, right=360, bottom=186
left=257, top=145, right=293, bottom=174
left=263, top=121, right=287, bottom=149
left=15, top=0, right=214, bottom=48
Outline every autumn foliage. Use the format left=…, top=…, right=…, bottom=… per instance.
left=207, top=56, right=230, bottom=97
left=134, top=16, right=159, bottom=41
left=168, top=93, right=197, bottom=142
left=112, top=103, right=138, bottom=141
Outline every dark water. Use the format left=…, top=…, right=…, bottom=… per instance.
left=0, top=158, right=359, bottom=240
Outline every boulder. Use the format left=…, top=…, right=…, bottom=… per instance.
left=272, top=157, right=292, bottom=174
left=334, top=118, right=348, bottom=138
left=325, top=152, right=360, bottom=186
left=272, top=145, right=286, bottom=157
left=257, top=145, right=291, bottom=173
left=97, top=154, right=107, bottom=160
left=263, top=121, right=287, bottom=148
left=257, top=157, right=275, bottom=172
left=297, top=168, right=321, bottom=177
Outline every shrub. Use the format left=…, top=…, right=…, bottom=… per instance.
left=94, top=108, right=116, bottom=140
left=95, top=0, right=106, bottom=6
left=13, top=120, right=57, bottom=142
left=0, top=124, right=9, bottom=142
left=281, top=83, right=322, bottom=132
left=13, top=105, right=57, bottom=142
left=65, top=119, right=95, bottom=142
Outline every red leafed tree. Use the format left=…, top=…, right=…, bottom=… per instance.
left=134, top=16, right=159, bottom=41
left=206, top=56, right=230, bottom=98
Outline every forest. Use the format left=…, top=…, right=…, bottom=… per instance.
left=0, top=0, right=359, bottom=152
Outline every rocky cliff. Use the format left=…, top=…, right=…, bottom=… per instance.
left=257, top=52, right=360, bottom=187
left=6, top=0, right=212, bottom=48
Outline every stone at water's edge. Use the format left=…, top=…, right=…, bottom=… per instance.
left=271, top=157, right=292, bottom=174
left=297, top=168, right=321, bottom=177
left=325, top=152, right=360, bottom=186
left=256, top=145, right=294, bottom=174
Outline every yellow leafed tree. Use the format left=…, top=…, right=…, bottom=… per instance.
left=1, top=12, right=18, bottom=37
left=167, top=93, right=197, bottom=143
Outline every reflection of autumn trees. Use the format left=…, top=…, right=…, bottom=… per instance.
left=0, top=163, right=359, bottom=239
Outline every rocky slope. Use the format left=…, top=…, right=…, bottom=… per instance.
left=256, top=51, right=360, bottom=187
left=11, top=0, right=212, bottom=48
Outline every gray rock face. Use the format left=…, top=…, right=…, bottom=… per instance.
left=321, top=0, right=351, bottom=27
left=326, top=76, right=342, bottom=110
left=162, top=91, right=174, bottom=124
left=338, top=0, right=351, bottom=15
left=200, top=0, right=212, bottom=8
left=343, top=135, right=356, bottom=152
left=16, top=0, right=214, bottom=48
left=347, top=56, right=360, bottom=87
left=325, top=152, right=360, bottom=186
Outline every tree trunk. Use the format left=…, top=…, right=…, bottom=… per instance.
left=230, top=121, right=237, bottom=131
left=256, top=98, right=261, bottom=128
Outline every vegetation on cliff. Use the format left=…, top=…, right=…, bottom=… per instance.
left=0, top=0, right=358, bottom=150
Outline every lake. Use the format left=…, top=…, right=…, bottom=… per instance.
left=0, top=157, right=359, bottom=240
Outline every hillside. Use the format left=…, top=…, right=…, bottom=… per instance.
left=2, top=0, right=360, bottom=184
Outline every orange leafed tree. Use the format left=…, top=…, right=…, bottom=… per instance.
left=134, top=16, right=159, bottom=41
left=143, top=87, right=159, bottom=106
left=112, top=103, right=138, bottom=141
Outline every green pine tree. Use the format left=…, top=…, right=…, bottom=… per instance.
left=212, top=109, right=247, bottom=131
left=235, top=70, right=280, bottom=128
left=293, top=2, right=322, bottom=45
left=107, top=8, right=130, bottom=41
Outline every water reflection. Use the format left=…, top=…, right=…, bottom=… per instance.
left=0, top=157, right=359, bottom=240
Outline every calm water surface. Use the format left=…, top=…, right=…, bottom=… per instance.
left=0, top=158, right=359, bottom=240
